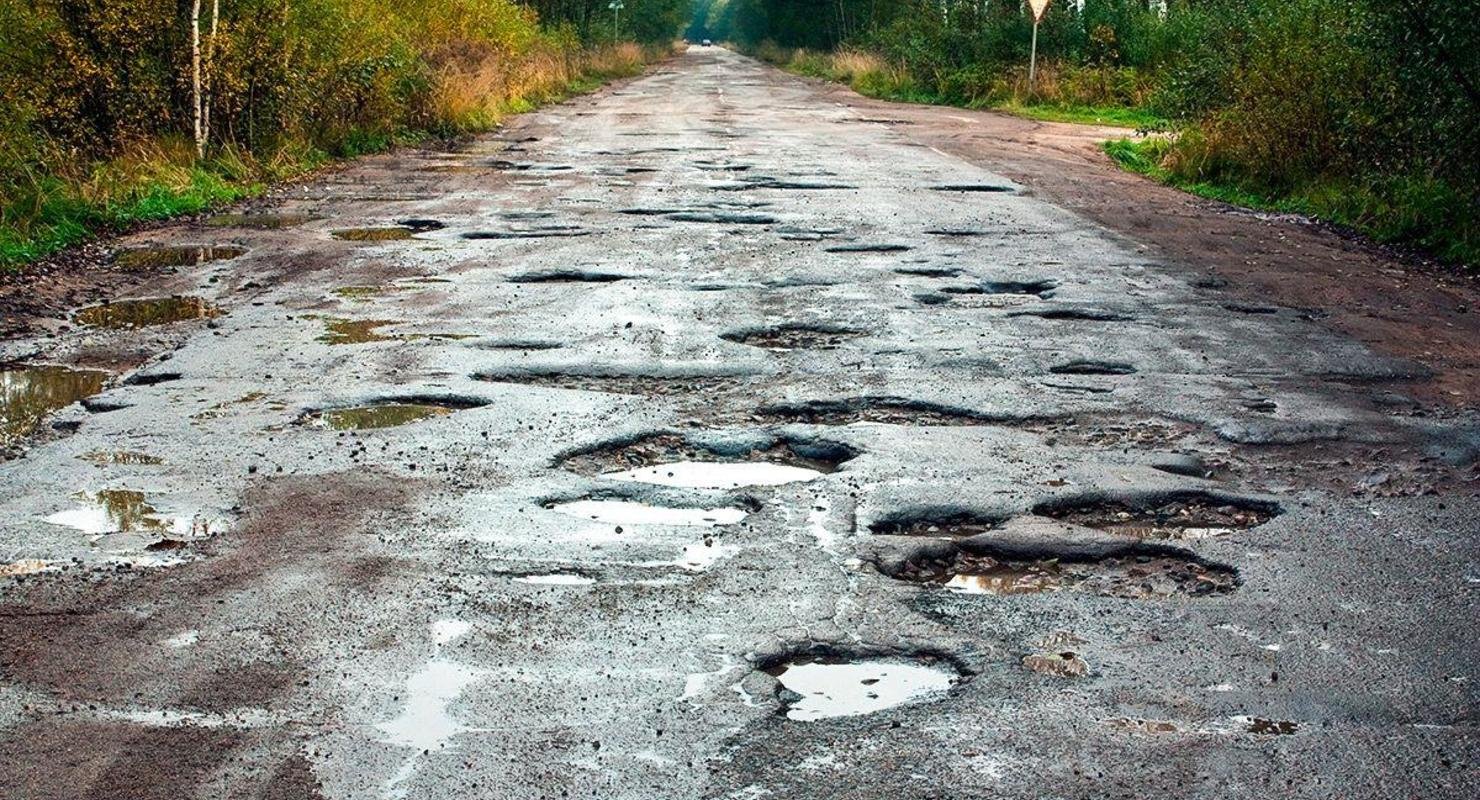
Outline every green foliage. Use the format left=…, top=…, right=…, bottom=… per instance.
left=0, top=0, right=674, bottom=268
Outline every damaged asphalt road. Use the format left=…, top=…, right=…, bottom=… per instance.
left=1, top=46, right=1478, bottom=799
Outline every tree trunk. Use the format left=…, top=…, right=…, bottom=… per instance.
left=202, top=0, right=220, bottom=150
left=191, top=0, right=203, bottom=158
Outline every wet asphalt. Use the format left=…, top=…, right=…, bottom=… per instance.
left=0, top=46, right=1477, bottom=799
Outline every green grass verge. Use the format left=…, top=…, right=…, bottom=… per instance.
left=990, top=102, right=1163, bottom=129
left=1104, top=138, right=1477, bottom=268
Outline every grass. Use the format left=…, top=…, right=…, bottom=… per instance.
left=990, top=102, right=1163, bottom=129
left=1104, top=138, right=1477, bottom=267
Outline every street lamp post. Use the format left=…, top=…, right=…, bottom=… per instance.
left=609, top=1, right=624, bottom=42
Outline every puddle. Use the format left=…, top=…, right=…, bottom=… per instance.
left=319, top=318, right=399, bottom=344
left=721, top=324, right=861, bottom=350
left=303, top=402, right=467, bottom=430
left=946, top=279, right=1057, bottom=297
left=377, top=659, right=482, bottom=750
left=1, top=365, right=109, bottom=446
left=514, top=573, right=596, bottom=586
left=476, top=371, right=741, bottom=396
left=205, top=213, right=320, bottom=228
left=332, top=227, right=416, bottom=241
left=75, top=297, right=219, bottom=329
left=113, top=245, right=246, bottom=269
left=1035, top=493, right=1278, bottom=539
left=507, top=269, right=627, bottom=284
left=547, top=499, right=748, bottom=527
left=932, top=184, right=1015, bottom=193
left=886, top=544, right=1239, bottom=598
left=766, top=656, right=958, bottom=721
left=564, top=432, right=856, bottom=483
left=603, top=461, right=822, bottom=489
left=81, top=451, right=163, bottom=465
left=824, top=243, right=911, bottom=253
left=870, top=511, right=1006, bottom=537
left=1023, top=651, right=1090, bottom=678
left=757, top=397, right=1001, bottom=426
left=1049, top=360, right=1136, bottom=376
left=45, top=489, right=197, bottom=539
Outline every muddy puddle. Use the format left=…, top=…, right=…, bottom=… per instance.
left=303, top=398, right=483, bottom=430
left=2, top=365, right=110, bottom=446
left=75, top=297, right=219, bottom=329
left=113, top=245, right=247, bottom=269
left=564, top=433, right=855, bottom=490
left=332, top=227, right=416, bottom=242
left=1036, top=493, right=1278, bottom=539
left=757, top=397, right=1001, bottom=427
left=765, top=655, right=959, bottom=721
left=721, top=324, right=861, bottom=351
left=477, top=370, right=741, bottom=397
left=870, top=511, right=1006, bottom=537
left=205, top=213, right=320, bottom=228
left=886, top=544, right=1239, bottom=598
left=547, top=498, right=749, bottom=527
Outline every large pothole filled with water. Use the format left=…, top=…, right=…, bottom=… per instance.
left=761, top=650, right=963, bottom=721
left=882, top=541, right=1239, bottom=599
left=113, top=245, right=247, bottom=269
left=1034, top=492, right=1279, bottom=539
left=562, top=431, right=856, bottom=489
left=75, top=297, right=220, bottom=329
left=301, top=397, right=487, bottom=430
left=2, top=365, right=110, bottom=447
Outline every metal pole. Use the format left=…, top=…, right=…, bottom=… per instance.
left=1028, top=19, right=1039, bottom=93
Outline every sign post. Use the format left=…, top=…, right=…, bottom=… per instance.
left=609, top=1, right=624, bottom=42
left=1027, top=0, right=1051, bottom=92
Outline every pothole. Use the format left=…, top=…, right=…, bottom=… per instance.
left=825, top=243, right=911, bottom=254
left=721, top=324, right=862, bottom=351
left=45, top=489, right=201, bottom=544
left=507, top=269, right=627, bottom=284
left=81, top=451, right=164, bottom=465
left=924, top=228, right=985, bottom=237
left=113, top=245, right=247, bottom=269
left=1049, top=360, right=1136, bottom=376
left=945, top=279, right=1057, bottom=297
left=1023, top=651, right=1090, bottom=678
left=75, top=297, right=219, bottom=328
left=756, top=397, right=1007, bottom=427
left=762, top=652, right=961, bottom=721
left=562, top=432, right=856, bottom=489
left=932, top=184, right=1015, bottom=193
left=1243, top=717, right=1299, bottom=735
left=720, top=178, right=856, bottom=191
left=776, top=225, right=844, bottom=241
left=1, top=365, right=110, bottom=446
left=869, top=510, right=1007, bottom=537
left=666, top=211, right=777, bottom=224
left=545, top=498, right=750, bottom=527
left=1034, top=492, right=1279, bottom=539
left=1009, top=307, right=1132, bottom=322
left=462, top=227, right=590, bottom=240
left=895, top=266, right=962, bottom=278
left=205, top=213, right=320, bottom=228
left=332, top=227, right=416, bottom=241
left=476, top=370, right=742, bottom=397
left=301, top=398, right=485, bottom=430
left=883, top=543, right=1239, bottom=598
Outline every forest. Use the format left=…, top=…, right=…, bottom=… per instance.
left=0, top=0, right=689, bottom=265
left=691, top=0, right=1477, bottom=265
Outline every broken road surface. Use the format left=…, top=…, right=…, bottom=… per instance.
left=2, top=46, right=1477, bottom=799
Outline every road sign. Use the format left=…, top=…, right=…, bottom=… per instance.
left=1027, top=0, right=1050, bottom=22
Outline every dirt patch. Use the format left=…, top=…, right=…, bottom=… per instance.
left=205, top=213, right=320, bottom=228
left=1035, top=491, right=1279, bottom=539
left=882, top=542, right=1239, bottom=598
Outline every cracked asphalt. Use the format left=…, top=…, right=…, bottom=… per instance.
left=1, top=46, right=1477, bottom=799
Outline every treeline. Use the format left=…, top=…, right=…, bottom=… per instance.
left=0, top=0, right=687, bottom=265
left=694, top=0, right=1477, bottom=264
